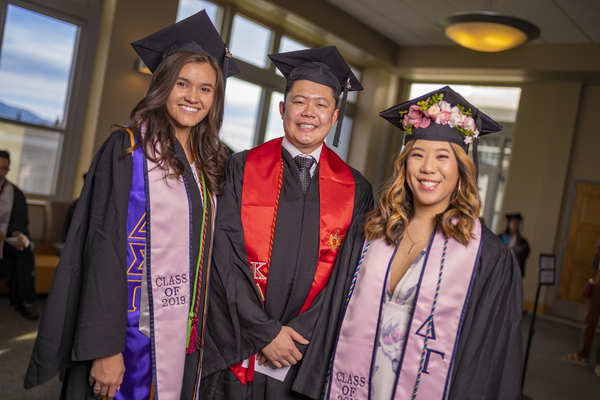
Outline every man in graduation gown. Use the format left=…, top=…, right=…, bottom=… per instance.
left=201, top=47, right=373, bottom=399
left=0, top=149, right=38, bottom=320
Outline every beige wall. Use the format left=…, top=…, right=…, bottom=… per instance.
left=499, top=83, right=581, bottom=311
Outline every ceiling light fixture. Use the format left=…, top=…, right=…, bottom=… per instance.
left=436, top=12, right=540, bottom=52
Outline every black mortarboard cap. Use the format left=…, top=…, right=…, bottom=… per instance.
left=380, top=86, right=502, bottom=174
left=268, top=46, right=363, bottom=147
left=505, top=213, right=523, bottom=221
left=131, top=10, right=240, bottom=79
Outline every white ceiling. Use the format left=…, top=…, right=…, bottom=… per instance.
left=325, top=0, right=600, bottom=47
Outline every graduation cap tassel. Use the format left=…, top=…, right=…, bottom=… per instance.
left=333, top=77, right=351, bottom=148
left=223, top=47, right=232, bottom=89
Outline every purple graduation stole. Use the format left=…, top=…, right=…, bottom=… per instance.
left=119, top=130, right=194, bottom=399
left=328, top=219, right=483, bottom=400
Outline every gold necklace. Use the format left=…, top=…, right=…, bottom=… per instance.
left=405, top=227, right=433, bottom=254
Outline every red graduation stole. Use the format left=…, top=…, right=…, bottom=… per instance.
left=231, top=137, right=355, bottom=384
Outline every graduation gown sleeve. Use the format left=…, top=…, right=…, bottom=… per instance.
left=25, top=130, right=133, bottom=388
left=448, top=226, right=524, bottom=400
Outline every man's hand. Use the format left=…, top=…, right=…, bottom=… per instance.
left=260, top=326, right=308, bottom=368
left=89, top=353, right=125, bottom=399
left=13, top=231, right=29, bottom=251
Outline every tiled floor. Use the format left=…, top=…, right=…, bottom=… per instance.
left=1, top=295, right=598, bottom=399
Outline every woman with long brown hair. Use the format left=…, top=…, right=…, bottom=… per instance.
left=24, top=11, right=239, bottom=400
left=326, top=86, right=523, bottom=399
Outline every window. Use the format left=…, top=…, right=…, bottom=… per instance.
left=0, top=2, right=96, bottom=196
left=230, top=15, right=272, bottom=69
left=177, top=0, right=222, bottom=29
left=177, top=0, right=360, bottom=158
left=409, top=83, right=521, bottom=233
left=222, top=78, right=263, bottom=152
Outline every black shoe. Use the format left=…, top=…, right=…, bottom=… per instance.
left=17, top=302, right=39, bottom=320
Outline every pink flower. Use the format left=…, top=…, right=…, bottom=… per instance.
left=427, top=103, right=441, bottom=120
left=435, top=111, right=451, bottom=125
left=408, top=104, right=430, bottom=129
left=461, top=116, right=476, bottom=132
left=403, top=113, right=410, bottom=127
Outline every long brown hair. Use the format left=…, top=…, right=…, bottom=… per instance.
left=124, top=52, right=227, bottom=195
left=365, top=141, right=481, bottom=246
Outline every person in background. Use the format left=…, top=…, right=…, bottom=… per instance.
left=200, top=46, right=373, bottom=399
left=499, top=213, right=530, bottom=276
left=326, top=86, right=523, bottom=400
left=24, top=11, right=239, bottom=400
left=563, top=238, right=600, bottom=378
left=0, top=149, right=38, bottom=320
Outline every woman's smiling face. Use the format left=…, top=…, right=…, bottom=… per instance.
left=405, top=139, right=460, bottom=214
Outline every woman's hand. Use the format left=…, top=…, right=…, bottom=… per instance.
left=89, top=353, right=125, bottom=399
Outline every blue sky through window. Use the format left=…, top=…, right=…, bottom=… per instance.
left=0, top=5, right=77, bottom=126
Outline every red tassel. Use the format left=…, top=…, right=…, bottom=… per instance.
left=246, top=354, right=255, bottom=382
left=186, top=317, right=199, bottom=354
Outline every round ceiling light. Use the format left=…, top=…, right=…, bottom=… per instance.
left=436, top=12, right=541, bottom=52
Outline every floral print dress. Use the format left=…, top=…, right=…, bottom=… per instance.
left=371, top=248, right=426, bottom=400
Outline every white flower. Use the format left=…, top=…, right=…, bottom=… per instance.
left=448, top=106, right=464, bottom=128
left=473, top=129, right=480, bottom=138
left=427, top=103, right=441, bottom=116
left=439, top=100, right=452, bottom=112
left=463, top=136, right=473, bottom=144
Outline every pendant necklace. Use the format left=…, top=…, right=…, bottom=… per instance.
left=405, top=227, right=433, bottom=254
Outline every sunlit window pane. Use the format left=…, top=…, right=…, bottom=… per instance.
left=265, top=91, right=284, bottom=142
left=502, top=139, right=513, bottom=169
left=230, top=15, right=271, bottom=68
left=0, top=5, right=77, bottom=128
left=409, top=83, right=521, bottom=123
left=0, top=121, right=61, bottom=195
left=478, top=137, right=501, bottom=168
left=324, top=117, right=353, bottom=162
left=176, top=0, right=221, bottom=30
left=221, top=78, right=262, bottom=152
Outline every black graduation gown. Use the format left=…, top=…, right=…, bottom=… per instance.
left=327, top=224, right=524, bottom=400
left=24, top=129, right=213, bottom=400
left=447, top=226, right=523, bottom=400
left=201, top=147, right=373, bottom=399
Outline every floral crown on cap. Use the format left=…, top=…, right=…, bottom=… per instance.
left=399, top=93, right=479, bottom=145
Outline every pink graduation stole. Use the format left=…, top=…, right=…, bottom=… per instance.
left=328, top=219, right=482, bottom=400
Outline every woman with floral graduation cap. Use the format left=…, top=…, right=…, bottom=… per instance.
left=326, top=86, right=523, bottom=400
left=24, top=11, right=239, bottom=400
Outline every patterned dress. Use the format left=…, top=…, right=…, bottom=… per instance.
left=371, top=248, right=426, bottom=400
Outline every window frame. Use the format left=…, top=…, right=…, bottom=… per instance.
left=0, top=0, right=102, bottom=198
